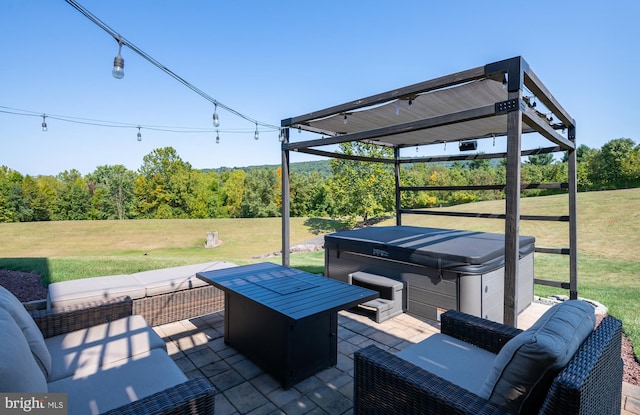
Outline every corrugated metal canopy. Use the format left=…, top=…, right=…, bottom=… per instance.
left=295, top=78, right=542, bottom=148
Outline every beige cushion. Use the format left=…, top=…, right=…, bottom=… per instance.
left=479, top=300, right=595, bottom=414
left=45, top=315, right=167, bottom=382
left=397, top=333, right=496, bottom=394
left=0, top=285, right=52, bottom=379
left=132, top=261, right=236, bottom=296
left=48, top=348, right=187, bottom=415
left=48, top=275, right=146, bottom=308
left=0, top=308, right=48, bottom=392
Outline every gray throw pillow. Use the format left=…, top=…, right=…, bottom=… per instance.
left=479, top=300, right=595, bottom=414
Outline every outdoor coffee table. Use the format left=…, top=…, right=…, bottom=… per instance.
left=197, top=262, right=378, bottom=388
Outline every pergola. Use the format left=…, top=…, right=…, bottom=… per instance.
left=280, top=56, right=577, bottom=326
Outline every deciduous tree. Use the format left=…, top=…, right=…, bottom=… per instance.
left=328, top=142, right=394, bottom=223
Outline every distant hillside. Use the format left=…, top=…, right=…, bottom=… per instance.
left=202, top=160, right=331, bottom=177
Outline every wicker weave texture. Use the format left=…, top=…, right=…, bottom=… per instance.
left=100, top=377, right=216, bottom=415
left=31, top=296, right=133, bottom=338
left=132, top=285, right=224, bottom=327
left=538, top=316, right=623, bottom=415
left=441, top=310, right=522, bottom=354
left=354, top=311, right=623, bottom=415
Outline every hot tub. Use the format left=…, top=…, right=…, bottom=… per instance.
left=324, top=226, right=534, bottom=323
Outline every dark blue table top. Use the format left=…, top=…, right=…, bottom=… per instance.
left=197, top=262, right=378, bottom=321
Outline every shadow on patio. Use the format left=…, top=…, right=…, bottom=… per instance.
left=149, top=302, right=639, bottom=415
left=154, top=308, right=440, bottom=414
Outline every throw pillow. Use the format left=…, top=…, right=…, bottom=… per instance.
left=479, top=300, right=595, bottom=414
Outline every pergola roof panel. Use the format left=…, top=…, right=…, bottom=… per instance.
left=296, top=78, right=534, bottom=147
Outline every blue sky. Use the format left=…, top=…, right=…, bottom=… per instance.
left=1, top=1, right=638, bottom=176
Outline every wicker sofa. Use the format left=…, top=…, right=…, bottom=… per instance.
left=354, top=303, right=623, bottom=415
left=48, top=261, right=234, bottom=326
left=1, top=286, right=215, bottom=415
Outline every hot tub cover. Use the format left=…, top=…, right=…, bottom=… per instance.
left=324, top=226, right=535, bottom=273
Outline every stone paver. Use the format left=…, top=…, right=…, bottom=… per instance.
left=623, top=383, right=640, bottom=415
left=153, top=304, right=639, bottom=414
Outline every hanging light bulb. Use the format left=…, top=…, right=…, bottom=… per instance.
left=278, top=128, right=285, bottom=142
left=136, top=126, right=142, bottom=141
left=254, top=123, right=259, bottom=140
left=216, top=130, right=220, bottom=144
left=343, top=113, right=348, bottom=124
left=41, top=115, right=48, bottom=132
left=112, top=38, right=125, bottom=79
left=212, top=104, right=220, bottom=127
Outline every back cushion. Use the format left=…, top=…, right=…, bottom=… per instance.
left=0, top=308, right=48, bottom=392
left=0, top=285, right=52, bottom=379
left=479, top=300, right=595, bottom=414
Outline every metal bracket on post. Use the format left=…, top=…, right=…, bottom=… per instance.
left=495, top=99, right=523, bottom=114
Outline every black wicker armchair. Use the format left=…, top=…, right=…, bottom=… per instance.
left=354, top=309, right=623, bottom=415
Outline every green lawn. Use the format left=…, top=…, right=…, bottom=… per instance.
left=1, top=189, right=638, bottom=359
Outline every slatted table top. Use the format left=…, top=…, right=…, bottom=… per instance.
left=197, top=262, right=378, bottom=321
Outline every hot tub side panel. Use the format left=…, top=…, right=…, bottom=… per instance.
left=324, top=236, right=534, bottom=323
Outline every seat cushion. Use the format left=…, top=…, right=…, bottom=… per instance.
left=45, top=315, right=167, bottom=382
left=397, top=333, right=497, bottom=394
left=131, top=261, right=236, bottom=296
left=479, top=300, right=595, bottom=414
left=0, top=285, right=52, bottom=378
left=47, top=348, right=188, bottom=415
left=48, top=275, right=146, bottom=308
left=0, top=307, right=48, bottom=392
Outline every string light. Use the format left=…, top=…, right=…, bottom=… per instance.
left=216, top=130, right=220, bottom=144
left=254, top=123, right=259, bottom=140
left=1, top=105, right=280, bottom=142
left=278, top=128, right=284, bottom=142
left=112, top=38, right=125, bottom=79
left=136, top=126, right=142, bottom=141
left=64, top=0, right=280, bottom=135
left=213, top=104, right=220, bottom=127
left=343, top=113, right=348, bottom=124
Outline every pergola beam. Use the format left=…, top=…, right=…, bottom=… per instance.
left=523, top=107, right=575, bottom=150
left=283, top=104, right=497, bottom=151
left=284, top=66, right=487, bottom=127
left=524, top=69, right=576, bottom=129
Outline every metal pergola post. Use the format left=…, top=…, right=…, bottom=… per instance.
left=281, top=127, right=291, bottom=267
left=394, top=147, right=402, bottom=226
left=500, top=57, right=525, bottom=327
left=568, top=125, right=578, bottom=300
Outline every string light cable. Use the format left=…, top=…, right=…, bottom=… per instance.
left=0, top=105, right=265, bottom=136
left=64, top=0, right=280, bottom=136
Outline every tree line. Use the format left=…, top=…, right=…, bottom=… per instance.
left=1, top=138, right=638, bottom=223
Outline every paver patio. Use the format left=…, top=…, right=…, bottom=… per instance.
left=153, top=304, right=640, bottom=415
